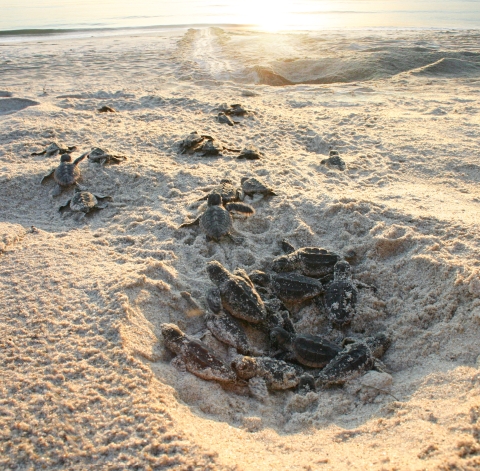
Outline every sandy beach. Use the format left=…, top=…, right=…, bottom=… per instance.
left=1, top=27, right=480, bottom=470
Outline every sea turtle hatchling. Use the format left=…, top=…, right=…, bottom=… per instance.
left=206, top=261, right=267, bottom=325
left=31, top=142, right=78, bottom=157
left=249, top=270, right=324, bottom=306
left=240, top=177, right=277, bottom=197
left=231, top=355, right=305, bottom=399
left=161, top=323, right=237, bottom=383
left=179, top=192, right=254, bottom=242
left=88, top=147, right=127, bottom=165
left=178, top=132, right=239, bottom=156
left=322, top=260, right=375, bottom=327
left=270, top=327, right=342, bottom=368
left=59, top=187, right=112, bottom=220
left=41, top=152, right=88, bottom=196
left=205, top=310, right=251, bottom=356
left=315, top=333, right=390, bottom=387
left=218, top=103, right=250, bottom=117
left=272, top=241, right=340, bottom=279
left=198, top=179, right=241, bottom=204
left=237, top=145, right=263, bottom=160
left=321, top=150, right=346, bottom=171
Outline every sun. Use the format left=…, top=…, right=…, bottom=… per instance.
left=235, top=0, right=293, bottom=32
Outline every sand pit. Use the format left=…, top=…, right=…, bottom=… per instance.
left=1, top=28, right=480, bottom=470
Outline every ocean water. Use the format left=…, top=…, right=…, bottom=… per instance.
left=1, top=0, right=480, bottom=36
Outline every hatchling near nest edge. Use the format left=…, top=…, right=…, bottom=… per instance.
left=59, top=187, right=112, bottom=220
left=41, top=152, right=88, bottom=196
left=161, top=323, right=237, bottom=383
left=270, top=327, right=342, bottom=368
left=179, top=192, right=254, bottom=242
left=206, top=260, right=267, bottom=325
left=88, top=147, right=127, bottom=165
left=31, top=142, right=78, bottom=157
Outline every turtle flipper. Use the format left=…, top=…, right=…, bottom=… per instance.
left=59, top=199, right=72, bottom=212
left=179, top=216, right=201, bottom=229
left=206, top=288, right=222, bottom=314
left=32, top=150, right=47, bottom=156
left=281, top=239, right=296, bottom=254
left=225, top=202, right=255, bottom=217
left=40, top=169, right=55, bottom=184
left=73, top=151, right=89, bottom=165
left=93, top=194, right=113, bottom=209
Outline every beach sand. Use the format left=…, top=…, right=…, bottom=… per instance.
left=1, top=28, right=480, bottom=470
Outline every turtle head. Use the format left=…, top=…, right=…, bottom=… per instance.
left=248, top=270, right=270, bottom=287
left=206, top=260, right=230, bottom=285
left=231, top=356, right=257, bottom=380
left=207, top=192, right=222, bottom=207
left=160, top=323, right=186, bottom=354
left=220, top=178, right=233, bottom=184
left=334, top=260, right=352, bottom=281
left=366, top=332, right=391, bottom=358
left=271, top=254, right=291, bottom=273
left=60, top=154, right=72, bottom=163
left=270, top=327, right=293, bottom=350
left=240, top=177, right=248, bottom=185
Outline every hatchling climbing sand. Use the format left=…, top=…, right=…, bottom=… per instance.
left=249, top=270, right=324, bottom=305
left=237, top=146, right=263, bottom=160
left=231, top=355, right=305, bottom=399
left=198, top=179, right=241, bottom=204
left=240, top=177, right=277, bottom=197
left=207, top=261, right=267, bottom=325
left=205, top=309, right=251, bottom=355
left=179, top=192, right=254, bottom=242
left=59, top=187, right=112, bottom=220
left=315, top=333, right=390, bottom=386
left=161, top=323, right=237, bottom=383
left=88, top=147, right=127, bottom=165
left=272, top=241, right=340, bottom=278
left=270, top=327, right=342, bottom=368
left=41, top=152, right=88, bottom=196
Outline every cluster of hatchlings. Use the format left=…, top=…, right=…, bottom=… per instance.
left=34, top=143, right=126, bottom=220
left=162, top=243, right=390, bottom=400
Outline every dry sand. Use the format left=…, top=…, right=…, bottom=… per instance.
left=1, top=28, right=480, bottom=470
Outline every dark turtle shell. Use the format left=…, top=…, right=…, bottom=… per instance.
left=270, top=272, right=323, bottom=304
left=324, top=279, right=358, bottom=327
left=200, top=205, right=233, bottom=240
left=231, top=356, right=303, bottom=390
left=206, top=312, right=250, bottom=355
left=316, top=342, right=372, bottom=385
left=292, top=334, right=342, bottom=368
left=69, top=191, right=98, bottom=212
left=237, top=146, right=262, bottom=160
left=53, top=153, right=87, bottom=186
left=272, top=247, right=340, bottom=278
left=207, top=261, right=267, bottom=324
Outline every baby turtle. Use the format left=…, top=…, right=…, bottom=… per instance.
left=249, top=270, right=323, bottom=305
left=180, top=193, right=254, bottom=242
left=31, top=142, right=78, bottom=157
left=321, top=150, right=346, bottom=171
left=97, top=105, right=116, bottom=113
left=88, top=147, right=127, bottom=165
left=270, top=327, right=342, bottom=368
left=161, top=323, right=237, bottom=383
left=178, top=131, right=214, bottom=154
left=207, top=261, right=267, bottom=325
left=217, top=112, right=237, bottom=126
left=205, top=310, right=251, bottom=355
left=323, top=260, right=369, bottom=327
left=59, top=187, right=112, bottom=220
left=41, top=152, right=88, bottom=196
left=232, top=355, right=304, bottom=399
left=218, top=103, right=250, bottom=117
left=198, top=179, right=241, bottom=204
left=272, top=242, right=340, bottom=279
left=241, top=177, right=277, bottom=197
left=237, top=145, right=263, bottom=160
left=315, top=333, right=390, bottom=386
